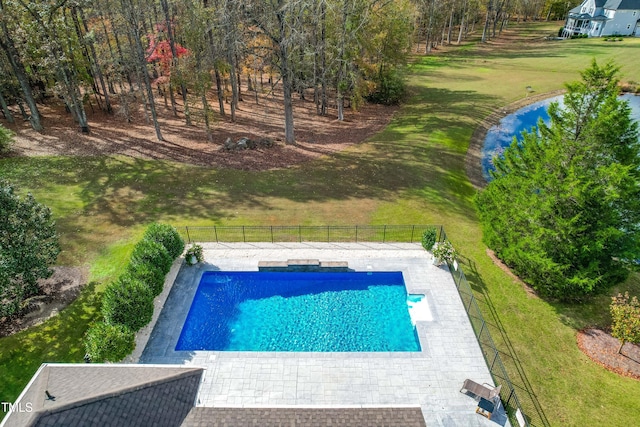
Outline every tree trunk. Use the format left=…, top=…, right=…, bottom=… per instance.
left=161, top=0, right=190, bottom=124
left=0, top=89, right=14, bottom=123
left=458, top=0, right=468, bottom=44
left=320, top=0, right=327, bottom=116
left=77, top=7, right=112, bottom=113
left=482, top=5, right=491, bottom=42
left=0, top=7, right=43, bottom=131
left=425, top=0, right=435, bottom=53
left=278, top=12, right=295, bottom=145
left=214, top=67, right=225, bottom=116
left=228, top=59, right=238, bottom=122
left=447, top=8, right=454, bottom=44
left=121, top=0, right=163, bottom=140
left=202, top=94, right=212, bottom=142
left=282, top=63, right=295, bottom=145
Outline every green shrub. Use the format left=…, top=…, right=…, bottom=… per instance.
left=130, top=238, right=173, bottom=275
left=421, top=227, right=437, bottom=251
left=126, top=262, right=165, bottom=297
left=0, top=124, right=14, bottom=155
left=143, top=223, right=185, bottom=259
left=102, top=274, right=154, bottom=331
left=84, top=322, right=135, bottom=362
left=366, top=68, right=406, bottom=105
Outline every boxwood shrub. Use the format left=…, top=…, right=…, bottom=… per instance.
left=102, top=274, right=154, bottom=331
left=84, top=321, right=135, bottom=363
left=421, top=227, right=437, bottom=251
left=126, top=261, right=166, bottom=297
left=143, top=223, right=185, bottom=259
left=130, top=238, right=173, bottom=276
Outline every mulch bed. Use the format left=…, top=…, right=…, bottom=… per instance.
left=4, top=91, right=398, bottom=171
left=577, top=328, right=640, bottom=380
left=0, top=266, right=88, bottom=337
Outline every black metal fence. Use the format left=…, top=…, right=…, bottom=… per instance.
left=180, top=224, right=443, bottom=244
left=439, top=228, right=547, bottom=427
left=179, top=224, right=545, bottom=427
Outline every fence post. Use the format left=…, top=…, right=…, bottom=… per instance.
left=327, top=225, right=330, bottom=242
left=411, top=225, right=415, bottom=243
left=185, top=226, right=191, bottom=244
left=355, top=225, right=358, bottom=243
left=505, top=388, right=515, bottom=411
left=271, top=226, right=274, bottom=243
left=298, top=225, right=301, bottom=243
left=242, top=226, right=246, bottom=243
left=383, top=225, right=387, bottom=243
left=214, top=226, right=218, bottom=243
left=490, top=349, right=499, bottom=371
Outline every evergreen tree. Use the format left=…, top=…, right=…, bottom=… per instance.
left=0, top=180, right=60, bottom=316
left=475, top=60, right=640, bottom=300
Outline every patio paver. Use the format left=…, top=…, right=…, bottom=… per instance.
left=141, top=243, right=508, bottom=427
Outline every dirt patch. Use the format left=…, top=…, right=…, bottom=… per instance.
left=0, top=266, right=89, bottom=337
left=4, top=89, right=398, bottom=170
left=577, top=328, right=640, bottom=380
left=465, top=89, right=565, bottom=190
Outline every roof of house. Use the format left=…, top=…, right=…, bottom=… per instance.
left=1, top=364, right=203, bottom=427
left=603, top=0, right=640, bottom=9
left=2, top=363, right=429, bottom=427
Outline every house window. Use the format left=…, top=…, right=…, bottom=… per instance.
left=628, top=24, right=632, bottom=30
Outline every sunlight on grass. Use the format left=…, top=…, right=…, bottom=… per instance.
left=1, top=21, right=640, bottom=426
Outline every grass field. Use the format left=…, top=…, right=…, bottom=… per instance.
left=2, top=21, right=640, bottom=426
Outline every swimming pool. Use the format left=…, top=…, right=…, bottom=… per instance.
left=175, top=271, right=421, bottom=352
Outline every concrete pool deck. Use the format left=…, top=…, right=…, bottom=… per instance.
left=141, top=243, right=507, bottom=427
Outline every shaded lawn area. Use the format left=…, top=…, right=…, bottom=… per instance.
left=2, top=21, right=640, bottom=425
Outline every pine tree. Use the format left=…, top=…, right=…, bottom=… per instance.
left=475, top=60, right=640, bottom=300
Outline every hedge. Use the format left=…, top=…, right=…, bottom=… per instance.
left=83, top=223, right=184, bottom=361
left=102, top=274, right=154, bottom=331
left=126, top=261, right=166, bottom=297
left=84, top=322, right=135, bottom=363
left=143, top=223, right=185, bottom=259
left=130, top=238, right=173, bottom=276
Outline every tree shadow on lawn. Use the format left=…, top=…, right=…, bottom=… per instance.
left=461, top=257, right=551, bottom=427
left=3, top=135, right=480, bottom=229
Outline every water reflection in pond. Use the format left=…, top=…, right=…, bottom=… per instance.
left=481, top=94, right=640, bottom=181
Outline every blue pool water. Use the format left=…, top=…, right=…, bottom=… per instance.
left=176, top=271, right=421, bottom=352
left=482, top=94, right=640, bottom=180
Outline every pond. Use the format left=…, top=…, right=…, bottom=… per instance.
left=481, top=94, right=640, bottom=181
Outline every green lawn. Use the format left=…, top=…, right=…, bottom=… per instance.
left=2, top=21, right=640, bottom=425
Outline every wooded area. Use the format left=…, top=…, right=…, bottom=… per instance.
left=0, top=0, right=570, bottom=144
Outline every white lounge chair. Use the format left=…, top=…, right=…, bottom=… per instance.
left=460, top=379, right=502, bottom=402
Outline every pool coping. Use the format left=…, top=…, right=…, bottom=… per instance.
left=139, top=242, right=505, bottom=426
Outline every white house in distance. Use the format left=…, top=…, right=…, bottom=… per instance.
left=562, top=0, right=640, bottom=37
